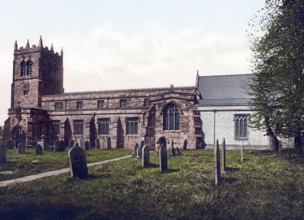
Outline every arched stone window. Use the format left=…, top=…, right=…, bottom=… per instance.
left=26, top=60, right=33, bottom=75
left=20, top=60, right=26, bottom=76
left=234, top=114, right=249, bottom=139
left=163, top=103, right=180, bottom=131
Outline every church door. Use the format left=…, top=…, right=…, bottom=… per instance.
left=13, top=126, right=26, bottom=148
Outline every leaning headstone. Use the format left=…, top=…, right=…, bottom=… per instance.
left=215, top=140, right=221, bottom=186
left=35, top=144, right=43, bottom=155
left=7, top=139, right=14, bottom=149
left=183, top=139, right=188, bottom=150
left=68, top=146, right=89, bottom=179
left=0, top=144, right=7, bottom=163
left=138, top=143, right=144, bottom=158
left=78, top=137, right=85, bottom=151
left=85, top=141, right=90, bottom=151
left=95, top=138, right=101, bottom=149
left=159, top=144, right=168, bottom=172
left=69, top=140, right=75, bottom=149
left=222, top=138, right=226, bottom=172
left=17, top=143, right=26, bottom=154
left=142, top=145, right=150, bottom=168
left=134, top=143, right=139, bottom=157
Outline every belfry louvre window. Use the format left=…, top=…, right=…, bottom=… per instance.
left=50, top=120, right=60, bottom=135
left=163, top=103, right=180, bottom=131
left=98, top=118, right=110, bottom=135
left=20, top=61, right=26, bottom=76
left=76, top=101, right=83, bottom=109
left=126, top=117, right=139, bottom=135
left=55, top=102, right=63, bottom=110
left=26, top=60, right=33, bottom=75
left=74, top=120, right=84, bottom=135
left=234, top=115, right=249, bottom=139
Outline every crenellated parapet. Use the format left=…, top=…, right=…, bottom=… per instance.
left=14, top=36, right=63, bottom=58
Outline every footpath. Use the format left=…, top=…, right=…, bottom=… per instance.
left=0, top=155, right=132, bottom=188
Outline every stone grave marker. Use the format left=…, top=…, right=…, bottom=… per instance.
left=176, top=147, right=181, bottom=155
left=68, top=146, right=89, bottom=179
left=138, top=142, right=144, bottom=158
left=0, top=144, right=7, bottom=163
left=59, top=140, right=65, bottom=151
left=171, top=140, right=176, bottom=156
left=134, top=143, right=139, bottom=157
left=95, top=138, right=101, bottom=149
left=44, top=136, right=50, bottom=150
left=69, top=140, right=75, bottom=149
left=159, top=144, right=168, bottom=172
left=85, top=141, right=90, bottom=151
left=107, top=137, right=112, bottom=149
left=183, top=139, right=188, bottom=150
left=17, top=143, right=26, bottom=154
left=142, top=145, right=150, bottom=168
left=35, top=144, right=43, bottom=155
left=33, top=140, right=38, bottom=148
left=222, top=138, right=226, bottom=171
left=78, top=137, right=85, bottom=151
left=54, top=140, right=60, bottom=151
left=214, top=140, right=221, bottom=186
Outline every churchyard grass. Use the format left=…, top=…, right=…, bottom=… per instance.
left=0, top=149, right=304, bottom=219
left=0, top=148, right=132, bottom=181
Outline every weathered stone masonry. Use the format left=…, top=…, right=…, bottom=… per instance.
left=3, top=37, right=203, bottom=150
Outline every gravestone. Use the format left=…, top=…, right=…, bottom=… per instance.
left=78, top=137, right=85, bottom=151
left=134, top=143, right=139, bottom=157
left=68, top=146, right=89, bottom=179
left=222, top=138, right=226, bottom=171
left=159, top=144, right=168, bottom=172
left=95, top=138, right=101, bottom=149
left=17, top=143, right=26, bottom=154
left=44, top=136, right=50, bottom=150
left=54, top=140, right=60, bottom=152
left=7, top=139, right=14, bottom=149
left=214, top=140, right=221, bottom=186
left=241, top=145, right=244, bottom=162
left=183, top=139, right=188, bottom=150
left=59, top=140, right=65, bottom=151
left=171, top=140, right=176, bottom=156
left=138, top=142, right=144, bottom=158
left=85, top=141, right=90, bottom=151
left=142, top=145, right=150, bottom=168
left=33, top=140, right=38, bottom=148
left=0, top=144, right=7, bottom=163
left=54, top=140, right=65, bottom=152
left=35, top=144, right=43, bottom=155
left=107, top=137, right=112, bottom=149
left=176, top=147, right=181, bottom=155
left=69, top=140, right=75, bottom=149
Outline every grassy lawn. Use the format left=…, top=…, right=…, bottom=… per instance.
left=0, top=148, right=132, bottom=181
left=0, top=149, right=304, bottom=219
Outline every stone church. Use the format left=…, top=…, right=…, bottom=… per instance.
left=3, top=37, right=203, bottom=150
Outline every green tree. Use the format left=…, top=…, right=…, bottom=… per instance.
left=249, top=0, right=304, bottom=152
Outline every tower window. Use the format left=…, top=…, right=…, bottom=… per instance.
left=23, top=84, right=30, bottom=95
left=76, top=101, right=83, bottom=109
left=26, top=60, right=33, bottom=75
left=98, top=118, right=110, bottom=135
left=55, top=102, right=63, bottom=110
left=97, top=100, right=105, bottom=109
left=51, top=120, right=60, bottom=135
left=20, top=61, right=26, bottom=76
left=234, top=115, right=249, bottom=140
left=120, top=99, right=127, bottom=108
left=163, top=103, right=180, bottom=131
left=126, top=117, right=139, bottom=135
left=74, top=120, right=84, bottom=135
left=144, top=98, right=150, bottom=107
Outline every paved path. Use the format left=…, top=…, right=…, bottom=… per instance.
left=0, top=155, right=132, bottom=188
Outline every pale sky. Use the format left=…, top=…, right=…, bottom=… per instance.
left=0, top=0, right=265, bottom=124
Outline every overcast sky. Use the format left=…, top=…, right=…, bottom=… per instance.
left=0, top=0, right=265, bottom=124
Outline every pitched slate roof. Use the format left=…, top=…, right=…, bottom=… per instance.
left=198, top=74, right=253, bottom=106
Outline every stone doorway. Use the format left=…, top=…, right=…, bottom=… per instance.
left=12, top=126, right=26, bottom=148
left=64, top=118, right=72, bottom=147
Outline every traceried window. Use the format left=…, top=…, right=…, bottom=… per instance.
left=144, top=98, right=150, bottom=107
left=126, top=117, right=139, bottom=135
left=50, top=120, right=60, bottom=135
left=98, top=118, right=110, bottom=135
left=74, top=120, right=84, bottom=135
left=54, top=102, right=63, bottom=110
left=163, top=103, right=180, bottom=131
left=97, top=100, right=105, bottom=109
left=20, top=61, right=26, bottom=76
left=120, top=99, right=127, bottom=108
left=23, top=84, right=30, bottom=95
left=26, top=60, right=33, bottom=75
left=234, top=114, right=249, bottom=140
left=76, top=101, right=83, bottom=109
